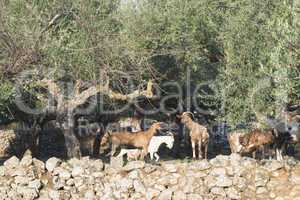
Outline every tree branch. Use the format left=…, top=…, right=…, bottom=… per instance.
left=71, top=80, right=154, bottom=108
left=36, top=79, right=155, bottom=111
left=74, top=80, right=83, bottom=97
left=37, top=79, right=64, bottom=109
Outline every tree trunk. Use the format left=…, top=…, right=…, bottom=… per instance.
left=27, top=120, right=41, bottom=158
left=58, top=111, right=81, bottom=158
left=63, top=127, right=81, bottom=158
left=31, top=126, right=40, bottom=157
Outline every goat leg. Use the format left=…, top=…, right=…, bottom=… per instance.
left=276, top=147, right=283, bottom=161
left=204, top=142, right=208, bottom=159
left=150, top=152, right=154, bottom=160
left=198, top=141, right=202, bottom=159
left=154, top=152, right=160, bottom=162
left=134, top=154, right=139, bottom=161
left=141, top=146, right=148, bottom=160
left=191, top=141, right=196, bottom=159
left=279, top=147, right=284, bottom=161
left=275, top=148, right=279, bottom=161
left=111, top=144, right=117, bottom=157
left=252, top=151, right=256, bottom=159
left=261, top=146, right=265, bottom=159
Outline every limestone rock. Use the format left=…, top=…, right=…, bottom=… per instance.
left=71, top=166, right=84, bottom=177
left=128, top=170, right=140, bottom=179
left=45, top=157, right=62, bottom=172
left=4, top=156, right=20, bottom=168
left=158, top=189, right=173, bottom=200
left=28, top=179, right=42, bottom=190
left=110, top=156, right=123, bottom=169
left=171, top=190, right=185, bottom=200
left=18, top=187, right=39, bottom=200
left=204, top=175, right=217, bottom=189
left=20, top=155, right=33, bottom=167
left=290, top=165, right=300, bottom=184
left=193, top=160, right=211, bottom=170
left=187, top=193, right=203, bottom=200
left=0, top=166, right=4, bottom=176
left=14, top=176, right=30, bottom=186
left=123, top=161, right=145, bottom=171
left=90, top=159, right=104, bottom=171
left=58, top=169, right=71, bottom=180
left=230, top=153, right=242, bottom=166
left=32, top=158, right=45, bottom=176
left=215, top=175, right=233, bottom=187
left=10, top=167, right=26, bottom=177
left=146, top=188, right=161, bottom=200
left=262, top=160, right=283, bottom=172
left=211, top=187, right=226, bottom=197
left=49, top=190, right=61, bottom=200
left=117, top=177, right=133, bottom=190
left=225, top=187, right=241, bottom=199
left=163, top=163, right=177, bottom=173
left=256, top=187, right=268, bottom=194
left=210, top=167, right=227, bottom=176
left=84, top=190, right=96, bottom=199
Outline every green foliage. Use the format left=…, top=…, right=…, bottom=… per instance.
left=0, top=82, right=14, bottom=123
left=214, top=0, right=299, bottom=125
left=0, top=0, right=299, bottom=127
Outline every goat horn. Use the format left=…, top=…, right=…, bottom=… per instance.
left=182, top=111, right=195, bottom=119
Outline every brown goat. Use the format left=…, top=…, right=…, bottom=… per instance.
left=239, top=129, right=274, bottom=159
left=178, top=112, right=209, bottom=159
left=101, top=122, right=163, bottom=159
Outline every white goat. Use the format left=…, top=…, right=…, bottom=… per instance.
left=116, top=149, right=142, bottom=160
left=148, top=135, right=174, bottom=161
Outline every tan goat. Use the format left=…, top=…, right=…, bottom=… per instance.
left=101, top=122, right=163, bottom=159
left=178, top=112, right=209, bottom=159
left=227, top=130, right=246, bottom=154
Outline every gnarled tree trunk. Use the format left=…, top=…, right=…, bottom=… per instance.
left=57, top=111, right=81, bottom=158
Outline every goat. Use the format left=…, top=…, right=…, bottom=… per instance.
left=227, top=130, right=246, bottom=154
left=272, top=128, right=294, bottom=161
left=76, top=123, right=103, bottom=157
left=178, top=112, right=209, bottom=159
left=148, top=135, right=174, bottom=161
left=229, top=128, right=294, bottom=161
left=100, top=122, right=163, bottom=159
left=239, top=129, right=274, bottom=159
left=116, top=149, right=142, bottom=160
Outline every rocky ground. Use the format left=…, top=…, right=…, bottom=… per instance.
left=0, top=152, right=300, bottom=200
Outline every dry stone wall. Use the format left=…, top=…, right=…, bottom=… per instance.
left=0, top=153, right=300, bottom=200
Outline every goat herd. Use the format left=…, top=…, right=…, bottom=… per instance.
left=99, top=112, right=299, bottom=162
